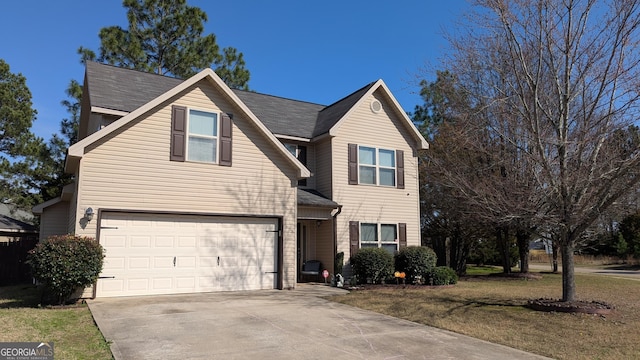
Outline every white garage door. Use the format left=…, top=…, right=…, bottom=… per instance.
left=96, top=212, right=279, bottom=297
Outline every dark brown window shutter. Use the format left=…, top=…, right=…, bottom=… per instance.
left=348, top=143, right=358, bottom=185
left=398, top=223, right=407, bottom=249
left=396, top=150, right=405, bottom=189
left=349, top=221, right=360, bottom=257
left=298, top=145, right=307, bottom=186
left=170, top=105, right=186, bottom=161
left=219, top=113, right=233, bottom=166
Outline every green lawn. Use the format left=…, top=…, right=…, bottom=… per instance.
left=0, top=285, right=112, bottom=360
left=331, top=267, right=640, bottom=360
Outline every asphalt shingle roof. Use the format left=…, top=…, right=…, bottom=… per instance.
left=297, top=189, right=339, bottom=208
left=85, top=62, right=374, bottom=139
left=314, top=82, right=376, bottom=136
left=86, top=61, right=182, bottom=113
left=0, top=215, right=37, bottom=232
left=231, top=90, right=325, bottom=139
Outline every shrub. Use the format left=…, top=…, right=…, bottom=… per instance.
left=28, top=235, right=104, bottom=304
left=351, top=248, right=394, bottom=284
left=430, top=266, right=458, bottom=285
left=335, top=251, right=344, bottom=275
left=394, top=246, right=437, bottom=283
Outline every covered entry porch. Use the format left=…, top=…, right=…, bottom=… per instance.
left=296, top=189, right=341, bottom=283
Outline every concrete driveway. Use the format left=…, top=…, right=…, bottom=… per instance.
left=88, top=285, right=550, bottom=360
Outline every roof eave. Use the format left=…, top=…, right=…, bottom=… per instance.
left=32, top=197, right=64, bottom=215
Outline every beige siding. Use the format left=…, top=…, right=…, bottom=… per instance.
left=332, top=89, right=422, bottom=259
left=40, top=201, right=70, bottom=239
left=68, top=179, right=78, bottom=234
left=315, top=220, right=334, bottom=275
left=74, top=80, right=299, bottom=289
left=314, top=138, right=332, bottom=198
left=298, top=206, right=333, bottom=220
left=304, top=143, right=316, bottom=189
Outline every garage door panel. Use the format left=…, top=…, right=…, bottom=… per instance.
left=199, top=237, right=218, bottom=248
left=130, top=236, right=151, bottom=247
left=154, top=257, right=174, bottom=268
left=104, top=235, right=126, bottom=247
left=155, top=236, right=174, bottom=247
left=129, top=257, right=151, bottom=269
left=96, top=212, right=278, bottom=297
left=177, top=257, right=196, bottom=268
left=129, top=278, right=150, bottom=291
left=178, top=236, right=196, bottom=247
left=199, top=256, right=217, bottom=268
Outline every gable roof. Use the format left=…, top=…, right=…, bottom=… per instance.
left=327, top=79, right=429, bottom=149
left=84, top=62, right=428, bottom=149
left=0, top=214, right=37, bottom=233
left=314, top=82, right=376, bottom=136
left=69, top=64, right=310, bottom=178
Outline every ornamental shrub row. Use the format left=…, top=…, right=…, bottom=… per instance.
left=350, top=246, right=456, bottom=285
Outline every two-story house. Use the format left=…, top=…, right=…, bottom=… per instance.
left=33, top=62, right=428, bottom=297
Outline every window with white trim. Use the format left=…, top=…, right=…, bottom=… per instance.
left=360, top=223, right=398, bottom=254
left=187, top=109, right=218, bottom=163
left=358, top=146, right=396, bottom=186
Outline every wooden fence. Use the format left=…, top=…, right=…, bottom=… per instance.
left=0, top=236, right=38, bottom=285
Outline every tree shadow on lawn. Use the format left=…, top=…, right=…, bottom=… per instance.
left=439, top=296, right=528, bottom=317
left=0, top=283, right=42, bottom=308
left=603, top=264, right=640, bottom=271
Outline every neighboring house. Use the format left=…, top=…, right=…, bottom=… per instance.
left=0, top=214, right=38, bottom=284
left=0, top=203, right=35, bottom=224
left=0, top=214, right=37, bottom=243
left=33, top=62, right=428, bottom=298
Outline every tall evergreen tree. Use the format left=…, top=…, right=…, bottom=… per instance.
left=93, top=0, right=250, bottom=84
left=0, top=59, right=42, bottom=212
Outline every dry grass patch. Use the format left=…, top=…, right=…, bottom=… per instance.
left=0, top=285, right=112, bottom=360
left=331, top=270, right=640, bottom=360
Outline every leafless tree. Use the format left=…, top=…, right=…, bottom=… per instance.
left=440, top=0, right=640, bottom=301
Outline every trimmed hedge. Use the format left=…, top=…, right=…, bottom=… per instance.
left=351, top=248, right=394, bottom=284
left=28, top=235, right=104, bottom=304
left=430, top=266, right=458, bottom=285
left=394, top=246, right=437, bottom=284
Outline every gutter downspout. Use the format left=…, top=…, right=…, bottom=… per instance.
left=332, top=205, right=343, bottom=276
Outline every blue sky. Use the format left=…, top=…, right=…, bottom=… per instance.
left=0, top=1, right=469, bottom=141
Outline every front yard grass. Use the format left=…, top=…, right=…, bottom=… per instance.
left=0, top=284, right=112, bottom=360
left=331, top=268, right=640, bottom=360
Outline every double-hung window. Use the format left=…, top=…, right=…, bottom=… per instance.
left=187, top=110, right=218, bottom=163
left=358, top=146, right=396, bottom=186
left=360, top=223, right=398, bottom=254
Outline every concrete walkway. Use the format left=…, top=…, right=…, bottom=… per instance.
left=89, top=285, right=551, bottom=360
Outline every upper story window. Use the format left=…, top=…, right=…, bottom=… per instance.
left=171, top=105, right=232, bottom=166
left=358, top=146, right=396, bottom=186
left=187, top=110, right=218, bottom=163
